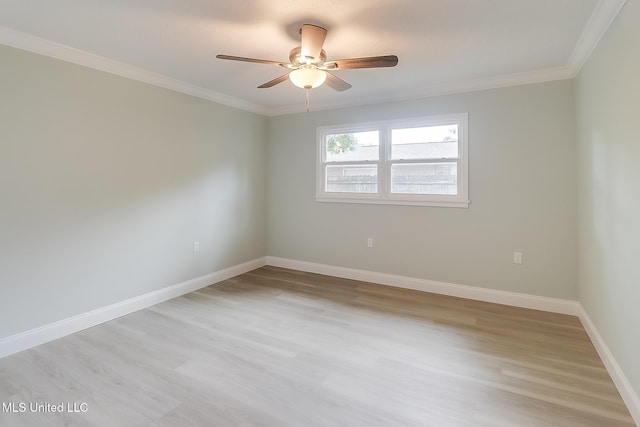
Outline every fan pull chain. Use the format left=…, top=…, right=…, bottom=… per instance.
left=305, top=89, right=310, bottom=112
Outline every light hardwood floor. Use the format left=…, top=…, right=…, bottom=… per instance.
left=0, top=266, right=635, bottom=426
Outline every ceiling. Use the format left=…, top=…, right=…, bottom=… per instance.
left=0, top=0, right=627, bottom=115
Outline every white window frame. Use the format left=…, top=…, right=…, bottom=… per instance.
left=316, top=113, right=469, bottom=208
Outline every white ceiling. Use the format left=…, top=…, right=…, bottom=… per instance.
left=0, top=0, right=627, bottom=115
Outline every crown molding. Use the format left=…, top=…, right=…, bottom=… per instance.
left=267, top=0, right=628, bottom=116
left=0, top=26, right=268, bottom=116
left=567, top=0, right=628, bottom=75
left=0, top=0, right=628, bottom=117
left=265, top=66, right=575, bottom=116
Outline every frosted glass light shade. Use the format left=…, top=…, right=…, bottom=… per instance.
left=289, top=66, right=327, bottom=89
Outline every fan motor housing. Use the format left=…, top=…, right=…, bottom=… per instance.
left=289, top=46, right=326, bottom=66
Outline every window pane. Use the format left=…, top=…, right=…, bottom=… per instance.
left=326, top=164, right=378, bottom=193
left=391, top=163, right=457, bottom=195
left=325, top=131, right=379, bottom=162
left=391, top=125, right=458, bottom=160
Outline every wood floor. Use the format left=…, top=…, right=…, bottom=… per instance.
left=0, top=266, right=635, bottom=426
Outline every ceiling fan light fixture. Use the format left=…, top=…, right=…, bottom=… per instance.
left=217, top=24, right=397, bottom=92
left=289, top=65, right=327, bottom=89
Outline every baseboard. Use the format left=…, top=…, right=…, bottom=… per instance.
left=0, top=257, right=267, bottom=359
left=577, top=305, right=640, bottom=425
left=266, top=256, right=640, bottom=420
left=3, top=255, right=637, bottom=423
left=266, top=256, right=579, bottom=315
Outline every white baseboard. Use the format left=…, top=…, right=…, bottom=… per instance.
left=577, top=305, right=640, bottom=425
left=266, top=256, right=579, bottom=315
left=3, top=255, right=636, bottom=424
left=0, top=257, right=267, bottom=359
left=267, top=256, right=640, bottom=421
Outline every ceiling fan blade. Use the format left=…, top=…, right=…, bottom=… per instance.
left=216, top=54, right=284, bottom=66
left=258, top=73, right=291, bottom=88
left=325, top=55, right=398, bottom=70
left=300, top=24, right=327, bottom=61
left=325, top=72, right=352, bottom=92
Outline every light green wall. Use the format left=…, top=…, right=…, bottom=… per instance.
left=1, top=5, right=637, bottom=402
left=267, top=80, right=578, bottom=299
left=0, top=45, right=267, bottom=339
left=576, top=0, right=640, bottom=398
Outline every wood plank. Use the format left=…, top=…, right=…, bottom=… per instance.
left=0, top=266, right=634, bottom=426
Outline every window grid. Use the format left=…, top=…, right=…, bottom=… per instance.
left=317, top=114, right=469, bottom=208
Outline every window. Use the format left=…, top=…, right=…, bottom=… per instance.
left=316, top=113, right=469, bottom=207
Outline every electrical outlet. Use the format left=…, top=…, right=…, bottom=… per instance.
left=193, top=242, right=200, bottom=253
left=513, top=251, right=523, bottom=264
left=367, top=238, right=373, bottom=248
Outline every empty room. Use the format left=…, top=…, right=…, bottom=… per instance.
left=1, top=0, right=639, bottom=425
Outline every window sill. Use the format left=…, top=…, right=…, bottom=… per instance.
left=315, top=195, right=470, bottom=208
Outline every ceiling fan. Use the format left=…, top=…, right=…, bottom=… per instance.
left=216, top=24, right=398, bottom=92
